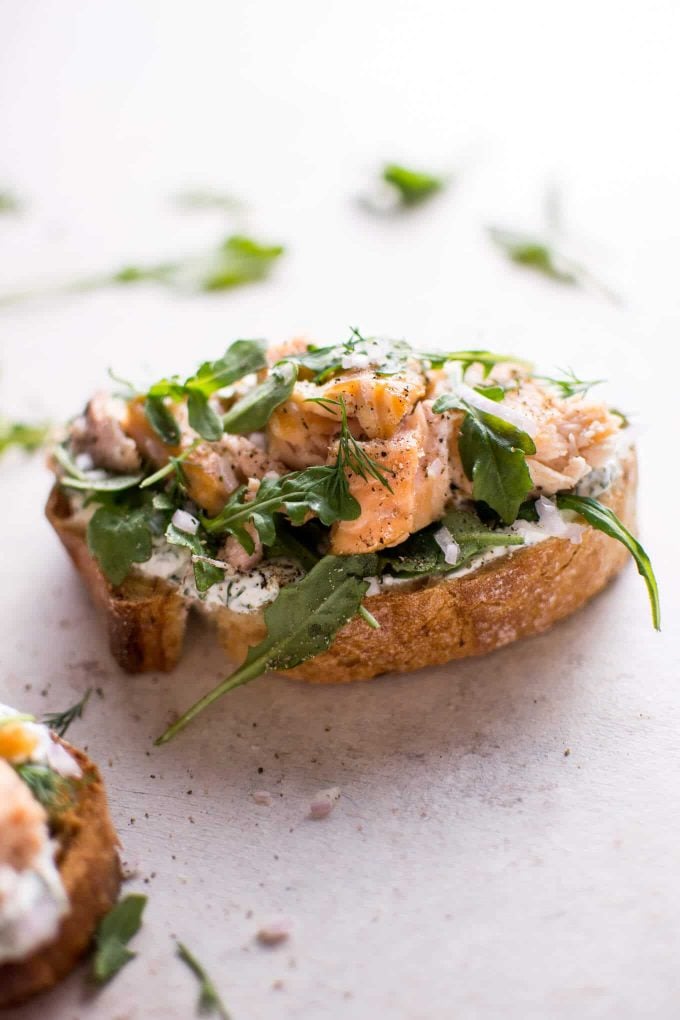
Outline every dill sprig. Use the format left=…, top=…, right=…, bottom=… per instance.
left=305, top=395, right=394, bottom=492
left=44, top=689, right=92, bottom=738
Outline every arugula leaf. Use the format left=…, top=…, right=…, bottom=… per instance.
left=459, top=408, right=535, bottom=525
left=145, top=395, right=181, bottom=445
left=187, top=391, right=223, bottom=441
left=87, top=507, right=153, bottom=585
left=185, top=340, right=267, bottom=396
left=533, top=368, right=604, bottom=398
left=264, top=517, right=322, bottom=571
left=156, top=554, right=377, bottom=743
left=92, top=895, right=147, bottom=984
left=177, top=942, right=230, bottom=1019
left=44, top=689, right=92, bottom=738
left=14, top=764, right=76, bottom=815
left=165, top=522, right=224, bottom=593
left=488, top=227, right=581, bottom=284
left=0, top=420, right=50, bottom=457
left=379, top=508, right=524, bottom=576
left=222, top=360, right=297, bottom=433
left=139, top=441, right=200, bottom=489
left=556, top=494, right=660, bottom=630
left=202, top=466, right=360, bottom=551
left=420, top=349, right=531, bottom=375
left=143, top=339, right=268, bottom=442
left=433, top=394, right=536, bottom=524
left=382, top=163, right=444, bottom=206
left=201, top=236, right=284, bottom=291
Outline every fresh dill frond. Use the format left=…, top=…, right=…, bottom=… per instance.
left=44, top=689, right=92, bottom=738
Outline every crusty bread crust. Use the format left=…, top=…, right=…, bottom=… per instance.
left=46, top=449, right=637, bottom=684
left=0, top=743, right=121, bottom=1009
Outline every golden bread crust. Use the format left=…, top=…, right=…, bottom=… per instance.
left=45, top=449, right=637, bottom=684
left=0, top=743, right=121, bottom=1009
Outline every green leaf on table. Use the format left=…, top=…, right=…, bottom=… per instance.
left=176, top=942, right=231, bottom=1019
left=556, top=493, right=660, bottom=630
left=222, top=360, right=297, bottom=433
left=201, top=235, right=285, bottom=291
left=155, top=554, right=377, bottom=743
left=43, top=689, right=92, bottom=738
left=382, top=164, right=444, bottom=206
left=0, top=419, right=50, bottom=456
left=87, top=507, right=153, bottom=585
left=488, top=227, right=581, bottom=284
left=92, top=895, right=147, bottom=984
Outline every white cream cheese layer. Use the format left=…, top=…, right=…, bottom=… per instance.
left=0, top=707, right=79, bottom=964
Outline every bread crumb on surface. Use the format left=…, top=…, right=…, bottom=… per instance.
left=257, top=917, right=292, bottom=946
left=308, top=786, right=341, bottom=819
left=252, top=790, right=273, bottom=806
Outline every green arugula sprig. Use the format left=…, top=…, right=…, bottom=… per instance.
left=379, top=508, right=524, bottom=576
left=222, top=359, right=297, bottom=434
left=203, top=396, right=392, bottom=551
left=382, top=163, right=444, bottom=205
left=432, top=392, right=536, bottom=524
left=144, top=339, right=268, bottom=442
left=0, top=190, right=22, bottom=214
left=92, top=895, right=147, bottom=984
left=156, top=554, right=378, bottom=743
left=53, top=444, right=143, bottom=492
left=177, top=942, right=231, bottom=1019
left=556, top=494, right=660, bottom=629
left=44, top=689, right=92, bottom=738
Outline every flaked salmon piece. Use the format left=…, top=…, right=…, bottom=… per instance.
left=70, top=392, right=141, bottom=473
left=442, top=377, right=622, bottom=498
left=330, top=400, right=452, bottom=554
left=267, top=397, right=341, bottom=470
left=0, top=760, right=48, bottom=872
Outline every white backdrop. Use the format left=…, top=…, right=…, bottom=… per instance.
left=1, top=3, right=679, bottom=1018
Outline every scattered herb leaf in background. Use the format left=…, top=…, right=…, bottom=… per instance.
left=0, top=190, right=22, bottom=215
left=0, top=420, right=50, bottom=457
left=177, top=942, right=231, bottom=1019
left=92, top=895, right=147, bottom=984
left=44, top=689, right=92, bottom=737
left=382, top=163, right=444, bottom=205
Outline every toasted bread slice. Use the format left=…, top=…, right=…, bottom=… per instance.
left=0, top=742, right=121, bottom=1009
left=45, top=448, right=637, bottom=684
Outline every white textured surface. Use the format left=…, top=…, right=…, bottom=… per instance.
left=1, top=3, right=679, bottom=1018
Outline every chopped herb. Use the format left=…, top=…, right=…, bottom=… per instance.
left=0, top=420, right=50, bottom=457
left=432, top=393, right=536, bottom=524
left=14, top=764, right=76, bottom=815
left=534, top=368, right=604, bottom=398
left=222, top=360, right=298, bottom=433
left=87, top=507, right=153, bottom=586
left=382, top=163, right=444, bottom=206
left=156, top=554, right=377, bottom=742
left=556, top=494, right=660, bottom=630
left=44, top=689, right=92, bottom=738
left=92, top=895, right=147, bottom=984
left=177, top=942, right=230, bottom=1019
